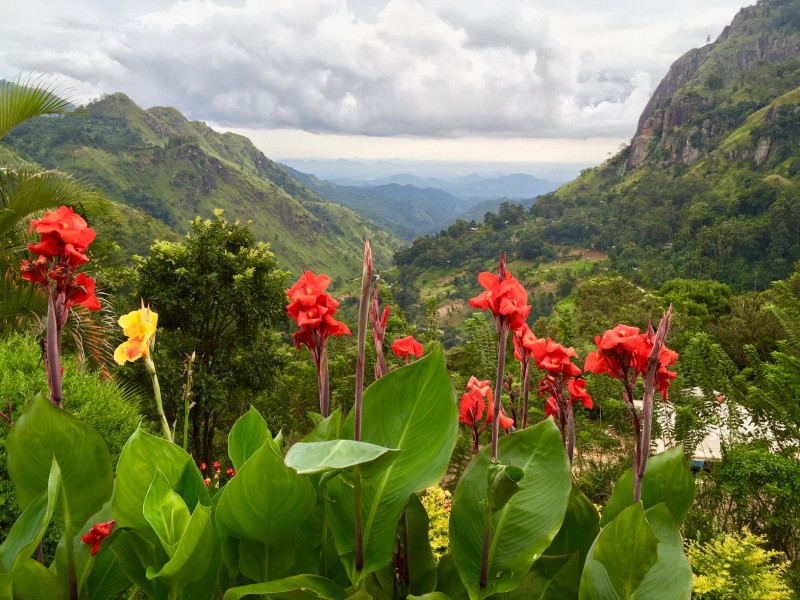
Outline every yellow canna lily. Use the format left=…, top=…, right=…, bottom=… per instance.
left=114, top=304, right=158, bottom=365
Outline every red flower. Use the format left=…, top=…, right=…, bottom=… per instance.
left=544, top=396, right=559, bottom=418
left=469, top=271, right=530, bottom=331
left=486, top=404, right=515, bottom=430
left=513, top=324, right=536, bottom=361
left=287, top=271, right=331, bottom=308
left=226, top=468, right=235, bottom=477
left=64, top=272, right=101, bottom=311
left=567, top=378, right=593, bottom=410
left=213, top=461, right=220, bottom=473
left=459, top=386, right=489, bottom=427
left=200, top=462, right=206, bottom=471
left=81, top=520, right=115, bottom=556
left=391, top=335, right=423, bottom=361
left=287, top=271, right=351, bottom=352
left=529, top=338, right=582, bottom=377
left=204, top=478, right=211, bottom=487
left=30, top=206, right=96, bottom=248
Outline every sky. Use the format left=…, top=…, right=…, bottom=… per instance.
left=1, top=0, right=751, bottom=172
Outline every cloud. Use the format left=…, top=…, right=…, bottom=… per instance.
left=0, top=0, right=747, bottom=140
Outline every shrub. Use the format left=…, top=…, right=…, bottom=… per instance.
left=688, top=529, right=794, bottom=600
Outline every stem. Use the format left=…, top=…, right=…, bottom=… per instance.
left=62, top=492, right=78, bottom=600
left=182, top=354, right=194, bottom=452
left=478, top=499, right=493, bottom=590
left=45, top=292, right=63, bottom=408
left=521, top=360, right=530, bottom=429
left=491, top=322, right=509, bottom=462
left=318, top=344, right=330, bottom=417
left=146, top=359, right=173, bottom=443
left=566, top=402, right=575, bottom=465
left=354, top=465, right=364, bottom=572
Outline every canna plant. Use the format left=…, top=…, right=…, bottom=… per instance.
left=1, top=241, right=695, bottom=600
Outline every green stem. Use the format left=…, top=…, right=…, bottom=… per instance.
left=354, top=465, right=364, bottom=572
left=182, top=354, right=194, bottom=452
left=146, top=359, right=173, bottom=443
left=491, top=322, right=509, bottom=462
left=61, top=493, right=78, bottom=600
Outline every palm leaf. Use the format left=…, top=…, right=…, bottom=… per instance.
left=0, top=76, right=84, bottom=141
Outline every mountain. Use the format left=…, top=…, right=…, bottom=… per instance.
left=332, top=172, right=559, bottom=201
left=528, top=0, right=800, bottom=290
left=1, top=93, right=401, bottom=279
left=282, top=165, right=473, bottom=240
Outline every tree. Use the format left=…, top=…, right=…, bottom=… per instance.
left=134, top=211, right=289, bottom=465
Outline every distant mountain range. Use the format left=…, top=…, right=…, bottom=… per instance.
left=283, top=166, right=559, bottom=240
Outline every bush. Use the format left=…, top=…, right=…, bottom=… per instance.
left=688, top=530, right=794, bottom=599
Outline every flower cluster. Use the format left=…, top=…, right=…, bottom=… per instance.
left=391, top=335, right=423, bottom=364
left=468, top=270, right=530, bottom=332
left=287, top=271, right=351, bottom=355
left=114, top=304, right=158, bottom=365
left=20, top=206, right=100, bottom=311
left=584, top=323, right=678, bottom=399
left=459, top=376, right=514, bottom=454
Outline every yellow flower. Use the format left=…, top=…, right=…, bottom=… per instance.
left=115, top=305, right=158, bottom=365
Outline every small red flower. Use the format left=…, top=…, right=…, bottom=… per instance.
left=200, top=462, right=206, bottom=471
left=204, top=478, right=211, bottom=487
left=213, top=461, right=220, bottom=473
left=81, top=520, right=115, bottom=556
left=391, top=335, right=423, bottom=361
left=226, top=468, right=235, bottom=477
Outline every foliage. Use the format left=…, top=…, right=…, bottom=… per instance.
left=132, top=211, right=289, bottom=465
left=687, top=530, right=793, bottom=600
left=419, top=486, right=451, bottom=561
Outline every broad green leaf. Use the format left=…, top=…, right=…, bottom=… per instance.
left=327, top=347, right=458, bottom=583
left=229, top=406, right=270, bottom=471
left=222, top=574, right=348, bottom=600
left=435, top=554, right=468, bottom=600
left=10, top=559, right=66, bottom=600
left=579, top=503, right=659, bottom=600
left=487, top=463, right=524, bottom=511
left=303, top=408, right=345, bottom=443
left=113, top=428, right=209, bottom=535
left=143, top=470, right=192, bottom=556
left=600, top=446, right=694, bottom=527
left=6, top=395, right=112, bottom=526
left=145, top=503, right=215, bottom=587
left=216, top=440, right=316, bottom=579
left=408, top=594, right=452, bottom=600
left=0, top=458, right=60, bottom=574
left=285, top=440, right=399, bottom=475
left=110, top=530, right=155, bottom=596
left=630, top=504, right=692, bottom=599
left=545, top=483, right=600, bottom=570
left=493, top=554, right=580, bottom=600
left=450, top=419, right=571, bottom=599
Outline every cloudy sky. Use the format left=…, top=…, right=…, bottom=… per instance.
left=1, top=0, right=749, bottom=167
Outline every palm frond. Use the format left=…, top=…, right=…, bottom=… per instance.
left=0, top=270, right=47, bottom=333
left=0, top=75, right=84, bottom=141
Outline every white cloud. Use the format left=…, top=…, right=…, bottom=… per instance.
left=0, top=0, right=749, bottom=143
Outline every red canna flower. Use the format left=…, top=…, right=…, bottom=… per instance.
left=391, top=335, right=423, bottom=363
left=469, top=271, right=530, bottom=332
left=529, top=338, right=582, bottom=377
left=459, top=375, right=514, bottom=454
left=567, top=377, right=593, bottom=410
left=81, top=520, right=115, bottom=556
left=64, top=272, right=101, bottom=311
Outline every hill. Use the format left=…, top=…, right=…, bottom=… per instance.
left=1, top=93, right=401, bottom=279
left=528, top=0, right=800, bottom=290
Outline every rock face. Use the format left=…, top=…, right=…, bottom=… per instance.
left=627, top=1, right=800, bottom=170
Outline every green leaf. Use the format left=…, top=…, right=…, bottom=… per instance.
left=285, top=440, right=400, bottom=475
left=303, top=408, right=345, bottom=443
left=487, top=463, right=524, bottom=511
left=110, top=530, right=155, bottom=597
left=6, top=395, right=112, bottom=527
left=145, top=503, right=215, bottom=588
left=229, top=406, right=270, bottom=471
left=327, top=347, right=459, bottom=583
left=449, top=419, right=572, bottom=599
left=0, top=458, right=60, bottom=574
left=222, top=574, right=348, bottom=600
left=408, top=594, right=452, bottom=600
left=579, top=503, right=659, bottom=600
left=600, top=446, right=695, bottom=527
left=10, top=559, right=66, bottom=600
left=545, top=483, right=600, bottom=570
left=143, top=469, right=192, bottom=556
left=0, top=77, right=81, bottom=140
left=630, top=504, right=692, bottom=600
left=435, top=554, right=468, bottom=600
left=113, top=428, right=209, bottom=536
left=493, top=554, right=580, bottom=600
left=215, top=440, right=316, bottom=579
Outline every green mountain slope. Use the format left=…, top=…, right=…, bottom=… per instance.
left=529, top=0, right=800, bottom=290
left=2, top=93, right=401, bottom=279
